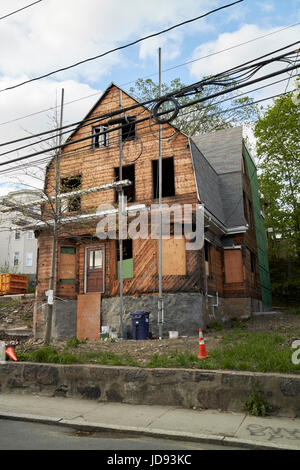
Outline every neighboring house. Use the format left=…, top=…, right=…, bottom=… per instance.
left=32, top=83, right=271, bottom=341
left=0, top=190, right=39, bottom=286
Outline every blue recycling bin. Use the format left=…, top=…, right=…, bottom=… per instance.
left=130, top=311, right=150, bottom=340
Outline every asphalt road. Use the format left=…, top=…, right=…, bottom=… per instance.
left=0, top=419, right=243, bottom=451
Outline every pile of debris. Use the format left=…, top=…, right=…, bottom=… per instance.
left=0, top=298, right=34, bottom=345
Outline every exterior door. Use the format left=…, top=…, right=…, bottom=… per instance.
left=86, top=247, right=104, bottom=293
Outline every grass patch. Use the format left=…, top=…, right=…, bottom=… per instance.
left=16, top=329, right=300, bottom=373
left=80, top=351, right=139, bottom=367
left=66, top=336, right=87, bottom=348
left=18, top=346, right=81, bottom=364
left=145, top=331, right=300, bottom=373
left=244, top=382, right=272, bottom=416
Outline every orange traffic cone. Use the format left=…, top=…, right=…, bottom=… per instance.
left=198, top=328, right=209, bottom=359
left=6, top=346, right=18, bottom=362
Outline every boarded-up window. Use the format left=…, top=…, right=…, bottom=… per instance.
left=224, top=249, right=243, bottom=283
left=162, top=238, right=186, bottom=276
left=59, top=246, right=76, bottom=283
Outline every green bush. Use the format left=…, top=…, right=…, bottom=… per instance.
left=244, top=383, right=272, bottom=416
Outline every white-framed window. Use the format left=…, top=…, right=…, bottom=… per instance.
left=26, top=252, right=33, bottom=267
left=14, top=230, right=21, bottom=240
left=13, top=252, right=20, bottom=266
left=27, top=230, right=34, bottom=240
left=92, top=125, right=109, bottom=148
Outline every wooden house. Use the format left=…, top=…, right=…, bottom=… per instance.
left=33, top=83, right=271, bottom=341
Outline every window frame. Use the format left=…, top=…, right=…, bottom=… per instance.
left=60, top=174, right=82, bottom=212
left=25, top=252, right=33, bottom=267
left=92, top=125, right=109, bottom=149
left=13, top=251, right=20, bottom=267
left=152, top=157, right=175, bottom=199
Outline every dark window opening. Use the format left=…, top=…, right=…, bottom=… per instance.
left=152, top=157, right=175, bottom=199
left=248, top=199, right=254, bottom=227
left=116, top=239, right=133, bottom=261
left=122, top=116, right=136, bottom=142
left=242, top=154, right=248, bottom=176
left=61, top=175, right=82, bottom=212
left=92, top=125, right=109, bottom=148
left=114, top=165, right=135, bottom=202
left=250, top=251, right=256, bottom=273
left=116, top=239, right=133, bottom=279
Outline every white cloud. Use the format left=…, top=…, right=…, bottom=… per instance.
left=0, top=0, right=219, bottom=195
left=0, top=0, right=216, bottom=82
left=189, top=23, right=300, bottom=103
left=0, top=77, right=102, bottom=193
left=139, top=31, right=184, bottom=62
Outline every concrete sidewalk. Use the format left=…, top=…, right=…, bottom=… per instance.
left=0, top=393, right=299, bottom=450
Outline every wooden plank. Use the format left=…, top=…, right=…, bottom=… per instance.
left=224, top=249, right=244, bottom=283
left=77, top=293, right=101, bottom=341
left=162, top=238, right=186, bottom=276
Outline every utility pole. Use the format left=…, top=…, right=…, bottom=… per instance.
left=118, top=89, right=124, bottom=340
left=158, top=47, right=164, bottom=340
left=44, top=88, right=64, bottom=345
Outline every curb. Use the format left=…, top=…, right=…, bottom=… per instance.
left=0, top=411, right=299, bottom=451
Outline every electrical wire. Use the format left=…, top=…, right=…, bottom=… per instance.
left=1, top=20, right=299, bottom=129
left=0, top=0, right=43, bottom=21
left=1, top=43, right=299, bottom=153
left=0, top=86, right=297, bottom=177
left=0, top=1, right=244, bottom=94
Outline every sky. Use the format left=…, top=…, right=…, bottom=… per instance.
left=0, top=0, right=299, bottom=195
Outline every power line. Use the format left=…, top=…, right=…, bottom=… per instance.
left=0, top=21, right=298, bottom=129
left=0, top=1, right=244, bottom=94
left=144, top=22, right=300, bottom=77
left=1, top=71, right=297, bottom=160
left=0, top=85, right=296, bottom=174
left=0, top=0, right=43, bottom=21
left=1, top=43, right=299, bottom=151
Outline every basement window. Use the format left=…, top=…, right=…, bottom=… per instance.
left=114, top=164, right=135, bottom=203
left=122, top=116, right=136, bottom=142
left=61, top=175, right=82, bottom=212
left=92, top=125, right=109, bottom=149
left=152, top=157, right=175, bottom=199
left=116, top=239, right=133, bottom=279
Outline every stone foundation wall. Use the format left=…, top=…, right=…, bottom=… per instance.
left=202, top=297, right=253, bottom=326
left=1, top=363, right=299, bottom=418
left=101, top=293, right=205, bottom=337
left=33, top=293, right=262, bottom=341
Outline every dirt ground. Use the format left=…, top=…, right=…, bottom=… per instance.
left=1, top=299, right=300, bottom=363
left=57, top=310, right=300, bottom=362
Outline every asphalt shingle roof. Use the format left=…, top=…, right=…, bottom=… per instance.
left=189, top=126, right=247, bottom=229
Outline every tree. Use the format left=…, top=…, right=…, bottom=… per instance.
left=129, top=77, right=258, bottom=135
left=254, top=77, right=300, bottom=305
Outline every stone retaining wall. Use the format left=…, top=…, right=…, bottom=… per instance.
left=0, top=363, right=299, bottom=418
